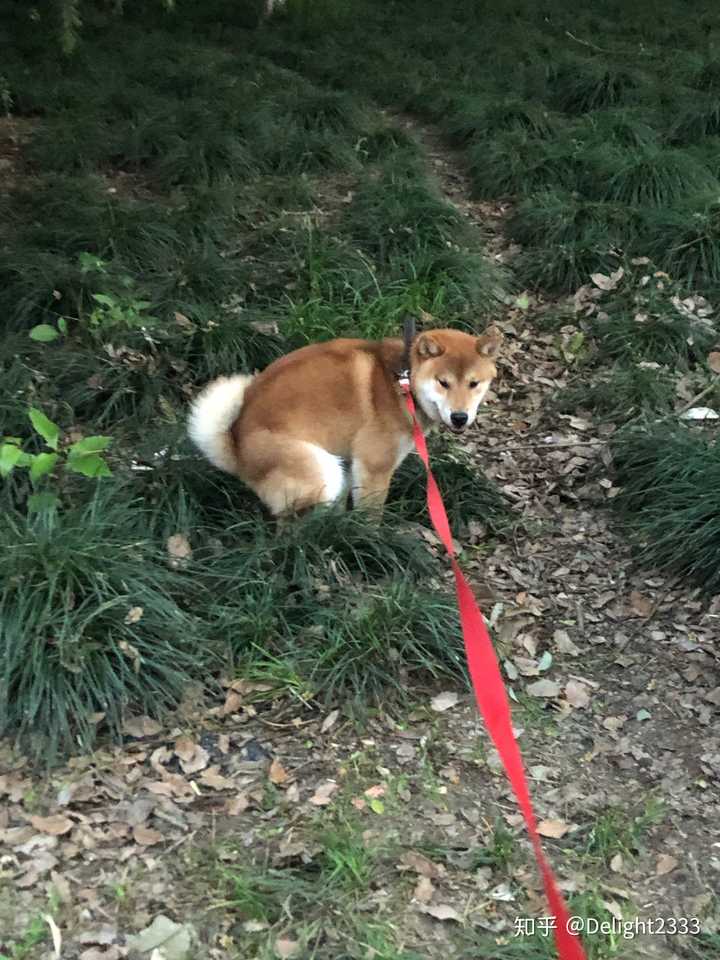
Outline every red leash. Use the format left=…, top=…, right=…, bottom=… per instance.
left=401, top=382, right=586, bottom=960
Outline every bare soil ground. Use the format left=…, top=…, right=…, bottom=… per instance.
left=1, top=119, right=718, bottom=960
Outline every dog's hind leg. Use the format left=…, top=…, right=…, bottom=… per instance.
left=240, top=434, right=346, bottom=518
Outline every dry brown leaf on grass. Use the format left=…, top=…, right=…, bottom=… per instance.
left=309, top=780, right=339, bottom=806
left=320, top=708, right=339, bottom=733
left=225, top=793, right=249, bottom=815
left=414, top=876, right=435, bottom=904
left=123, top=715, right=162, bottom=738
left=124, top=605, right=143, bottom=624
left=564, top=680, right=591, bottom=709
left=269, top=758, right=289, bottom=785
left=199, top=766, right=235, bottom=791
left=133, top=825, right=163, bottom=846
left=220, top=690, right=243, bottom=716
left=707, top=351, right=720, bottom=375
left=30, top=814, right=74, bottom=836
left=629, top=590, right=653, bottom=618
left=656, top=854, right=679, bottom=876
left=166, top=533, right=192, bottom=568
left=174, top=739, right=209, bottom=775
left=525, top=679, right=561, bottom=698
left=591, top=268, right=624, bottom=291
left=275, top=939, right=301, bottom=958
left=398, top=851, right=445, bottom=879
left=364, top=784, right=385, bottom=799
left=118, top=639, right=142, bottom=673
left=419, top=903, right=462, bottom=922
left=430, top=691, right=459, bottom=712
left=537, top=819, right=571, bottom=839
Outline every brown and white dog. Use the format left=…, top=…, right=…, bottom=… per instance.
left=188, top=325, right=502, bottom=518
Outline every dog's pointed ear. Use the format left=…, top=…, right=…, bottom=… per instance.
left=476, top=325, right=503, bottom=358
left=416, top=334, right=445, bottom=358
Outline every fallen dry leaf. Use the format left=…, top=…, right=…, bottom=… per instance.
left=610, top=853, right=624, bottom=873
left=430, top=691, right=459, bottom=712
left=398, top=851, right=445, bottom=879
left=199, top=766, right=235, bottom=791
left=708, top=351, right=720, bottom=375
left=274, top=939, right=301, bottom=959
left=656, top=854, right=678, bottom=876
left=124, top=605, right=144, bottom=625
left=175, top=740, right=209, bottom=775
left=218, top=689, right=243, bottom=718
left=414, top=876, right=435, bottom=904
left=537, top=819, right=571, bottom=839
left=123, top=716, right=162, bottom=738
left=225, top=793, right=249, bottom=815
left=166, top=533, right=192, bottom=568
left=590, top=267, right=624, bottom=291
left=269, top=758, right=289, bottom=785
left=133, top=825, right=163, bottom=847
left=320, top=709, right=339, bottom=733
left=526, top=679, right=561, bottom=698
left=564, top=679, right=591, bottom=709
left=629, top=591, right=653, bottom=618
left=30, top=815, right=73, bottom=836
left=309, top=780, right=338, bottom=806
left=419, top=903, right=462, bottom=922
left=364, top=784, right=385, bottom=799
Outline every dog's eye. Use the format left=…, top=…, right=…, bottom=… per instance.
left=469, top=380, right=479, bottom=389
left=437, top=378, right=450, bottom=389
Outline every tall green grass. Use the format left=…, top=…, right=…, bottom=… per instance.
left=611, top=426, right=720, bottom=593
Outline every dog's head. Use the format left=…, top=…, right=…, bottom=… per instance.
left=410, top=326, right=503, bottom=433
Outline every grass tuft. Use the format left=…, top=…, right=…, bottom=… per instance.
left=611, top=425, right=720, bottom=593
left=509, top=190, right=631, bottom=291
left=555, top=365, right=676, bottom=423
left=0, top=491, right=215, bottom=760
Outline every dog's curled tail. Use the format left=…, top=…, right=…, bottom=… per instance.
left=187, top=374, right=254, bottom=474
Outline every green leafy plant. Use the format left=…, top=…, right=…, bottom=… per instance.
left=29, top=316, right=68, bottom=342
left=1, top=408, right=112, bottom=512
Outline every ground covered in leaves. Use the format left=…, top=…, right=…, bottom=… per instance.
left=2, top=2, right=720, bottom=959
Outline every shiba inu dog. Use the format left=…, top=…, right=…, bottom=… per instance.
left=188, top=325, right=503, bottom=518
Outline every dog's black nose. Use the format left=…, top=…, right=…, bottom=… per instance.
left=450, top=411, right=468, bottom=428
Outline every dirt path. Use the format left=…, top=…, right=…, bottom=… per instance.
left=1, top=119, right=719, bottom=960
left=396, top=114, right=720, bottom=953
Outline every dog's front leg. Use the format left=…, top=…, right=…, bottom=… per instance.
left=350, top=459, right=395, bottom=515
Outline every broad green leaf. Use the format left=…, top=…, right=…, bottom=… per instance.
left=57, top=316, right=69, bottom=335
left=29, top=408, right=60, bottom=450
left=515, top=293, right=530, bottom=310
left=0, top=443, right=23, bottom=477
left=29, top=324, right=60, bottom=342
left=65, top=453, right=112, bottom=478
left=91, top=293, right=116, bottom=307
left=68, top=435, right=112, bottom=456
left=28, top=491, right=60, bottom=513
left=30, top=452, right=60, bottom=484
left=369, top=798, right=385, bottom=815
